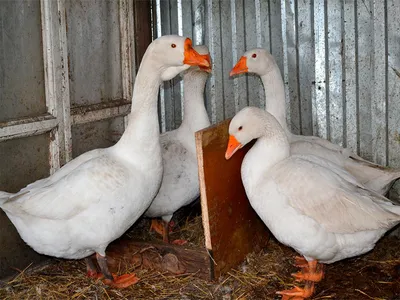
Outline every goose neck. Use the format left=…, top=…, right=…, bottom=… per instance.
left=115, top=60, right=162, bottom=153
left=242, top=118, right=290, bottom=186
left=260, top=66, right=288, bottom=133
left=180, top=72, right=210, bottom=132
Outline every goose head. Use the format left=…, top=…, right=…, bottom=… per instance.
left=225, top=107, right=284, bottom=160
left=229, top=48, right=276, bottom=77
left=147, top=35, right=210, bottom=81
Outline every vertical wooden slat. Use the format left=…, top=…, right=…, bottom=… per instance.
left=41, top=0, right=72, bottom=169
left=120, top=0, right=136, bottom=130
left=120, top=0, right=136, bottom=101
left=41, top=0, right=60, bottom=172
left=133, top=0, right=152, bottom=70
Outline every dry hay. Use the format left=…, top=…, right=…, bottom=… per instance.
left=0, top=211, right=399, bottom=300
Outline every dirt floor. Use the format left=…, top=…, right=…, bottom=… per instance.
left=0, top=202, right=399, bottom=300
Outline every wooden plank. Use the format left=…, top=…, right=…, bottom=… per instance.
left=133, top=0, right=152, bottom=71
left=119, top=0, right=136, bottom=101
left=105, top=239, right=211, bottom=280
left=0, top=114, right=58, bottom=141
left=195, top=119, right=270, bottom=280
left=41, top=0, right=73, bottom=167
left=70, top=100, right=131, bottom=125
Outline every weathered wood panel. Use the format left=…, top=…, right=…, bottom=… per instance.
left=196, top=119, right=269, bottom=279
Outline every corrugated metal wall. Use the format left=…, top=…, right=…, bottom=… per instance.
left=152, top=0, right=400, bottom=170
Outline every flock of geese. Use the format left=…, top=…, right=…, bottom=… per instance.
left=0, top=35, right=399, bottom=299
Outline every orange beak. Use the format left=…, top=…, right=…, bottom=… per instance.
left=199, top=53, right=212, bottom=73
left=183, top=38, right=210, bottom=68
left=225, top=135, right=243, bottom=160
left=230, top=56, right=248, bottom=76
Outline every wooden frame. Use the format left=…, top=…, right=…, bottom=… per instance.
left=0, top=0, right=150, bottom=171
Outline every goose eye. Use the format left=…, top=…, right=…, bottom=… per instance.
left=171, top=44, right=176, bottom=48
left=252, top=53, right=257, bottom=58
left=238, top=126, right=243, bottom=131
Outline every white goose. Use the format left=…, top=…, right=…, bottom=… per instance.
left=230, top=49, right=400, bottom=195
left=225, top=106, right=400, bottom=299
left=145, top=45, right=211, bottom=244
left=0, top=35, right=209, bottom=288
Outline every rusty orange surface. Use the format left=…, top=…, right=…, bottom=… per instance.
left=195, top=118, right=269, bottom=279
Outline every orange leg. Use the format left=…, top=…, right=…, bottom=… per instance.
left=294, top=256, right=309, bottom=269
left=277, top=282, right=315, bottom=300
left=292, top=259, right=324, bottom=283
left=149, top=219, right=188, bottom=245
left=85, top=257, right=103, bottom=279
left=149, top=219, right=175, bottom=235
left=149, top=219, right=166, bottom=236
left=102, top=273, right=140, bottom=289
left=95, top=253, right=140, bottom=289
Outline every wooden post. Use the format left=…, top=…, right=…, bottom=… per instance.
left=133, top=0, right=152, bottom=71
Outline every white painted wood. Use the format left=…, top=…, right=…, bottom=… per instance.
left=0, top=115, right=58, bottom=141
left=119, top=0, right=136, bottom=130
left=41, top=0, right=60, bottom=173
left=71, top=102, right=131, bottom=125
left=56, top=0, right=73, bottom=165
